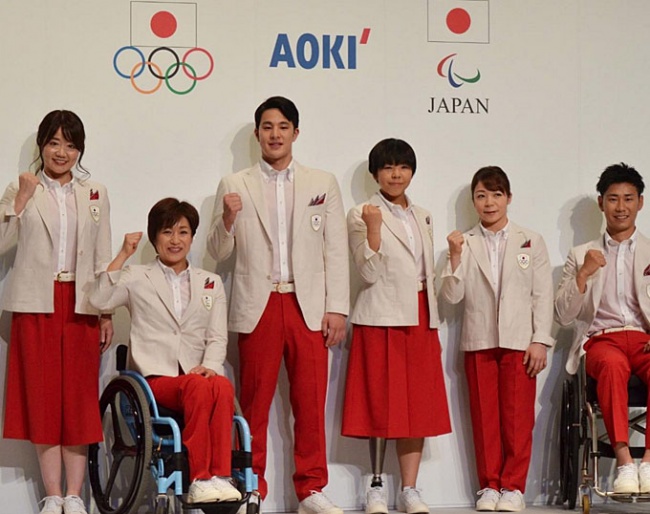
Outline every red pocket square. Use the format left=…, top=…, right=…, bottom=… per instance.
left=309, top=193, right=326, bottom=206
left=204, top=278, right=215, bottom=289
left=90, top=189, right=99, bottom=200
left=644, top=264, right=650, bottom=277
left=521, top=239, right=531, bottom=248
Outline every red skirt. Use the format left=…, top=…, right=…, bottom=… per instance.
left=342, top=291, right=452, bottom=438
left=3, top=282, right=103, bottom=445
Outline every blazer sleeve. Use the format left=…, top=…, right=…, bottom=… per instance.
left=440, top=242, right=467, bottom=304
left=93, top=185, right=113, bottom=276
left=347, top=205, right=386, bottom=284
left=531, top=234, right=555, bottom=346
left=555, top=247, right=588, bottom=326
left=0, top=182, right=20, bottom=256
left=323, top=175, right=349, bottom=315
left=201, top=278, right=228, bottom=376
left=89, top=268, right=132, bottom=312
left=207, top=178, right=235, bottom=263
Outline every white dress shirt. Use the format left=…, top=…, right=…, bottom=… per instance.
left=41, top=172, right=78, bottom=275
left=479, top=222, right=509, bottom=301
left=157, top=259, right=191, bottom=319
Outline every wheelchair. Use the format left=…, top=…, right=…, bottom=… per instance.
left=88, top=346, right=259, bottom=514
left=560, top=363, right=649, bottom=513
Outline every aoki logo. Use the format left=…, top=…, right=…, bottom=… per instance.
left=112, top=2, right=214, bottom=95
left=437, top=53, right=480, bottom=88
left=270, top=28, right=371, bottom=69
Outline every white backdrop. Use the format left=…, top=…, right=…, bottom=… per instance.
left=2, top=1, right=650, bottom=511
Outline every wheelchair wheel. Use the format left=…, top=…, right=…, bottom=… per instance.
left=89, top=375, right=153, bottom=514
left=581, top=493, right=590, bottom=514
left=560, top=375, right=581, bottom=509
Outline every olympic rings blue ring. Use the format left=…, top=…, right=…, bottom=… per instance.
left=113, top=46, right=146, bottom=79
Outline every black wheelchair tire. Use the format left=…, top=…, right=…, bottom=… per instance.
left=89, top=375, right=153, bottom=514
left=560, top=375, right=581, bottom=509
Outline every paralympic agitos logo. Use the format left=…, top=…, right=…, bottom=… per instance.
left=112, top=2, right=214, bottom=95
left=437, top=53, right=480, bottom=88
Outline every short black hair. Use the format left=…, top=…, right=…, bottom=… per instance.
left=368, top=138, right=417, bottom=177
left=471, top=166, right=512, bottom=197
left=36, top=110, right=88, bottom=175
left=147, top=198, right=199, bottom=250
left=596, top=162, right=645, bottom=196
left=254, top=96, right=299, bottom=129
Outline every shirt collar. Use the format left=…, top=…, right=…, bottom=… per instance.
left=259, top=159, right=294, bottom=183
left=40, top=171, right=75, bottom=191
left=157, top=257, right=191, bottom=279
left=479, top=221, right=510, bottom=240
left=604, top=229, right=637, bottom=252
left=376, top=191, right=413, bottom=214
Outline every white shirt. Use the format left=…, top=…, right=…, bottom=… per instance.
left=377, top=192, right=426, bottom=281
left=589, top=230, right=648, bottom=334
left=260, top=159, right=295, bottom=283
left=480, top=222, right=509, bottom=301
left=40, top=172, right=78, bottom=275
left=157, top=259, right=191, bottom=319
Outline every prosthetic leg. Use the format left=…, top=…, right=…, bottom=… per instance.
left=370, top=437, right=387, bottom=487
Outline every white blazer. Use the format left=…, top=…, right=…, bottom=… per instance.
left=441, top=222, right=555, bottom=352
left=0, top=176, right=112, bottom=315
left=555, top=233, right=650, bottom=374
left=348, top=193, right=439, bottom=327
left=207, top=161, right=349, bottom=333
left=89, top=262, right=228, bottom=377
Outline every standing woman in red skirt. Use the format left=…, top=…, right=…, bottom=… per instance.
left=342, top=138, right=451, bottom=514
left=1, top=110, right=113, bottom=514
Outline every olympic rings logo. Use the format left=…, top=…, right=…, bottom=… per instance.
left=113, top=46, right=214, bottom=95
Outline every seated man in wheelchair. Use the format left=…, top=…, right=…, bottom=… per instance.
left=90, top=197, right=242, bottom=505
left=555, top=163, right=650, bottom=494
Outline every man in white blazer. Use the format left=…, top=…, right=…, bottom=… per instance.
left=207, top=97, right=348, bottom=514
left=556, top=163, right=650, bottom=494
left=90, top=198, right=242, bottom=505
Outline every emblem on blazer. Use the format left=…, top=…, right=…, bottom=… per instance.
left=311, top=214, right=322, bottom=231
left=202, top=294, right=213, bottom=311
left=90, top=189, right=99, bottom=200
left=521, top=239, right=531, bottom=248
left=517, top=253, right=530, bottom=269
left=89, top=205, right=100, bottom=222
left=644, top=264, right=650, bottom=277
left=309, top=193, right=326, bottom=206
left=204, top=278, right=215, bottom=289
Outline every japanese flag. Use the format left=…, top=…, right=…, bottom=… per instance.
left=428, top=0, right=490, bottom=44
left=130, top=1, right=197, bottom=48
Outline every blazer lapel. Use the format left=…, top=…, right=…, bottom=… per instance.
left=145, top=264, right=180, bottom=323
left=501, top=225, right=526, bottom=288
left=369, top=194, right=412, bottom=254
left=242, top=166, right=272, bottom=242
left=181, top=268, right=204, bottom=324
left=466, top=224, right=494, bottom=291
left=74, top=180, right=90, bottom=249
left=32, top=183, right=55, bottom=244
left=413, top=207, right=434, bottom=274
left=292, top=163, right=310, bottom=234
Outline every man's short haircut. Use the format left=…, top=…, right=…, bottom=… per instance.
left=254, top=96, right=299, bottom=129
left=147, top=198, right=200, bottom=249
left=471, top=166, right=512, bottom=197
left=368, top=138, right=417, bottom=177
left=596, top=162, right=645, bottom=196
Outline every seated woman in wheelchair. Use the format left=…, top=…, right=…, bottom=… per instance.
left=90, top=197, right=242, bottom=505
left=556, top=163, right=650, bottom=494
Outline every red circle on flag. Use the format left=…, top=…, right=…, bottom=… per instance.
left=150, top=11, right=177, bottom=39
left=446, top=8, right=471, bottom=34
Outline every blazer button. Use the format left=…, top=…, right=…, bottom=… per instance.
left=78, top=250, right=84, bottom=256
left=266, top=275, right=271, bottom=280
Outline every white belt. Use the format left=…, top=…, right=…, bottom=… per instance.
left=272, top=282, right=295, bottom=294
left=417, top=281, right=426, bottom=292
left=54, top=271, right=75, bottom=282
left=591, top=326, right=646, bottom=338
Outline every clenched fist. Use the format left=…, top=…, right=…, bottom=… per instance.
left=223, top=193, right=242, bottom=232
left=361, top=204, right=382, bottom=232
left=447, top=230, right=465, bottom=256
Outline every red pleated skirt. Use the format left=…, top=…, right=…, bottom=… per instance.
left=342, top=291, right=452, bottom=439
left=3, top=282, right=103, bottom=445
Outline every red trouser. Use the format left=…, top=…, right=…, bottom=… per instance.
left=585, top=330, right=650, bottom=447
left=465, top=348, right=536, bottom=492
left=147, top=374, right=235, bottom=480
left=238, top=292, right=329, bottom=501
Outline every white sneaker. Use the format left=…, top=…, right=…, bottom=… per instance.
left=639, top=462, right=650, bottom=493
left=366, top=486, right=388, bottom=514
left=398, top=488, right=429, bottom=514
left=495, top=490, right=525, bottom=512
left=188, top=479, right=220, bottom=503
left=298, top=491, right=343, bottom=514
left=476, top=488, right=500, bottom=511
left=210, top=476, right=243, bottom=501
left=613, top=463, right=639, bottom=494
left=40, top=496, right=64, bottom=514
left=62, top=496, right=88, bottom=514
